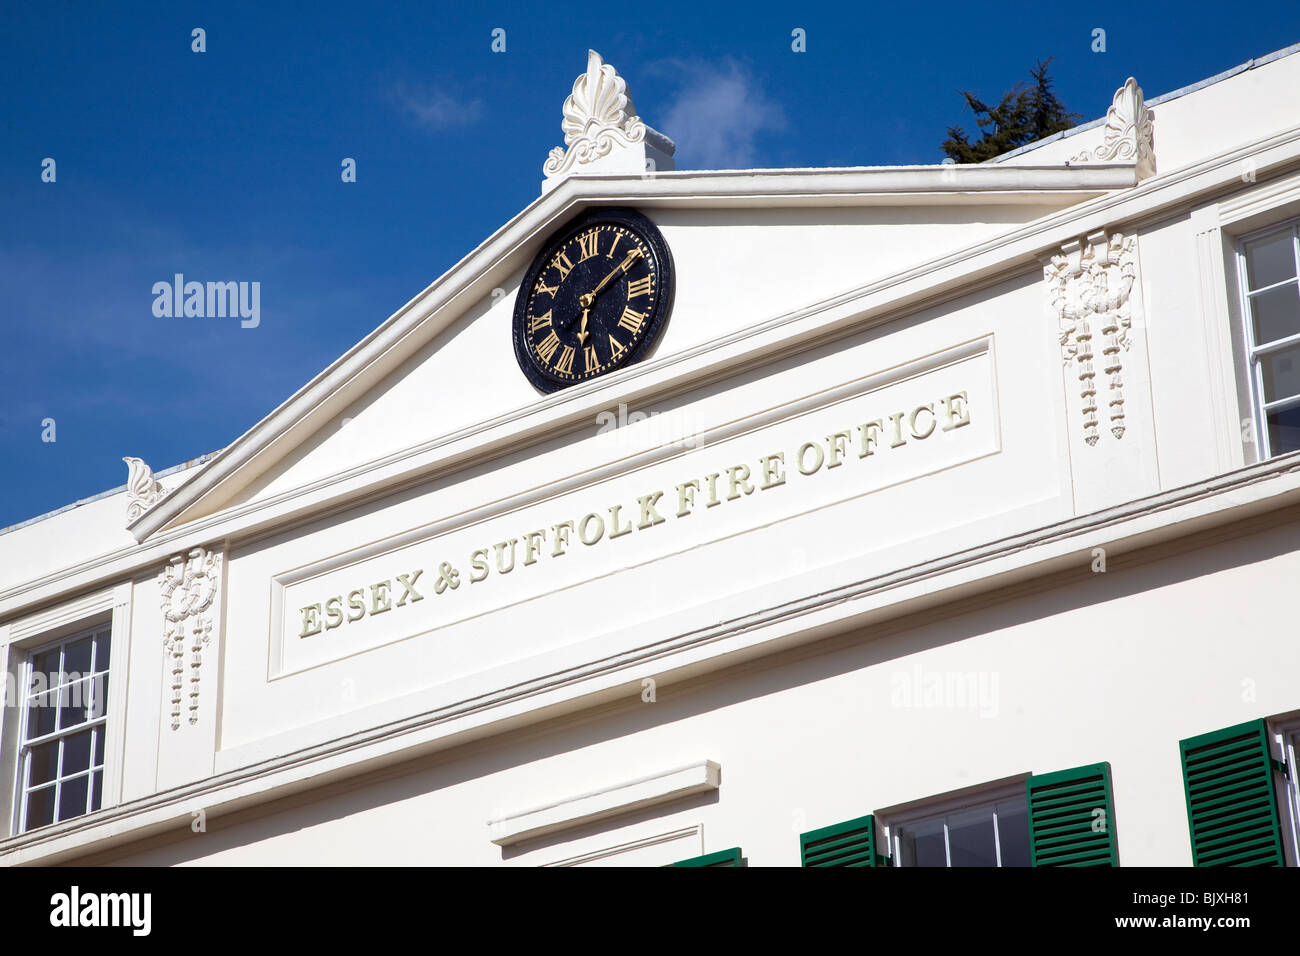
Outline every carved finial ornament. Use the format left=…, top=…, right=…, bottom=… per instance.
left=1070, top=78, right=1156, bottom=181
left=123, top=456, right=166, bottom=524
left=544, top=50, right=672, bottom=180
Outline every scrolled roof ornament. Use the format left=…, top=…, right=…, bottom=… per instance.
left=1070, top=78, right=1155, bottom=181
left=544, top=50, right=649, bottom=178
left=123, top=456, right=166, bottom=524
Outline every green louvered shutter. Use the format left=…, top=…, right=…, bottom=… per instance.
left=1026, top=762, right=1118, bottom=866
left=800, top=814, right=883, bottom=867
left=1180, top=719, right=1285, bottom=867
left=672, top=847, right=744, bottom=867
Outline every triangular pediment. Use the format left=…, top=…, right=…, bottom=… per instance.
left=126, top=164, right=1129, bottom=542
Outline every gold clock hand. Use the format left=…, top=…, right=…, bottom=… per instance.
left=584, top=248, right=643, bottom=304
left=564, top=247, right=644, bottom=337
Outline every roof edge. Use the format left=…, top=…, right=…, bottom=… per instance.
left=0, top=452, right=222, bottom=538
left=991, top=40, right=1300, bottom=164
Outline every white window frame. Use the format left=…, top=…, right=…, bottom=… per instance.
left=877, top=775, right=1029, bottom=868
left=0, top=583, right=132, bottom=839
left=1234, top=220, right=1300, bottom=459
left=14, top=624, right=113, bottom=833
left=1270, top=714, right=1300, bottom=868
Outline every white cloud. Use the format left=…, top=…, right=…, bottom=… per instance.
left=393, top=83, right=484, bottom=130
left=655, top=59, right=786, bottom=169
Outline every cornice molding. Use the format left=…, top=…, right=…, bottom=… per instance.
left=487, top=760, right=720, bottom=846
left=3, top=586, right=116, bottom=644
left=1217, top=166, right=1300, bottom=226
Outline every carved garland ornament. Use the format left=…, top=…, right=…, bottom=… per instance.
left=1070, top=78, right=1155, bottom=181
left=158, top=547, right=222, bottom=730
left=543, top=49, right=648, bottom=178
left=1045, top=231, right=1139, bottom=446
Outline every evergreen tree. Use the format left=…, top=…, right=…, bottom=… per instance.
left=941, top=59, right=1081, bottom=163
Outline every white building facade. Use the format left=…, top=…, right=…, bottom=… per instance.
left=3, top=47, right=1300, bottom=867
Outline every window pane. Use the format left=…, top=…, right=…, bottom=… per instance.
left=93, top=727, right=105, bottom=767
left=1250, top=282, right=1300, bottom=345
left=1267, top=403, right=1300, bottom=456
left=58, top=679, right=90, bottom=730
left=57, top=774, right=89, bottom=822
left=93, top=632, right=112, bottom=673
left=28, top=740, right=60, bottom=786
left=27, top=691, right=57, bottom=739
left=30, top=648, right=60, bottom=690
left=946, top=807, right=998, bottom=866
left=61, top=729, right=93, bottom=776
left=88, top=673, right=109, bottom=720
left=898, top=818, right=948, bottom=867
left=995, top=800, right=1032, bottom=867
left=63, top=635, right=93, bottom=681
left=1246, top=231, right=1297, bottom=289
left=1260, top=343, right=1300, bottom=402
left=25, top=785, right=56, bottom=830
left=90, top=770, right=104, bottom=812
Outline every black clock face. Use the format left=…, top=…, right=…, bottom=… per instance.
left=513, top=207, right=674, bottom=393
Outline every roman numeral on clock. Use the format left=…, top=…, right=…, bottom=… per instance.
left=553, top=253, right=574, bottom=280
left=554, top=345, right=575, bottom=375
left=535, top=280, right=558, bottom=298
left=626, top=275, right=653, bottom=298
left=528, top=310, right=552, bottom=334
left=535, top=330, right=561, bottom=364
left=584, top=344, right=599, bottom=372
left=577, top=232, right=599, bottom=261
left=618, top=307, right=646, bottom=334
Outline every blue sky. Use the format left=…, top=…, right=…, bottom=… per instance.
left=2, top=0, right=1298, bottom=531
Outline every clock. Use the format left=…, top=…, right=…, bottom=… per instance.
left=513, top=207, right=674, bottom=393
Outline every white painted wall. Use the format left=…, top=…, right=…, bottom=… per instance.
left=0, top=467, right=199, bottom=597
left=86, top=514, right=1300, bottom=866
